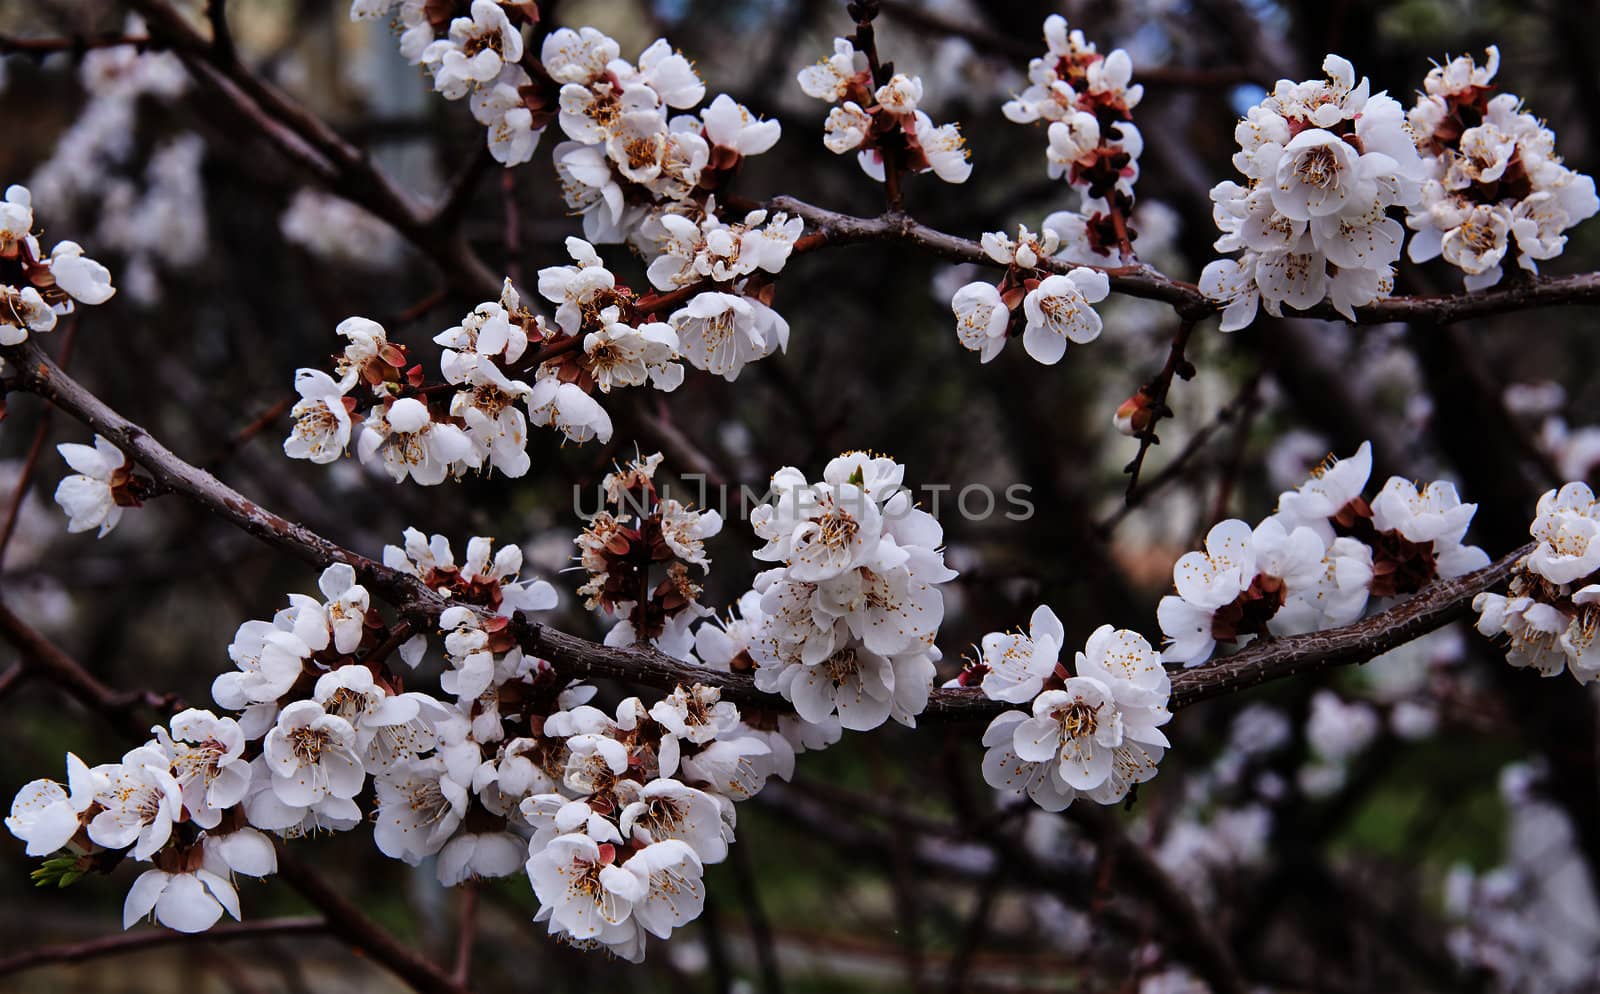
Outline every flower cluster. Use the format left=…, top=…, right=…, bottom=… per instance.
left=797, top=36, right=971, bottom=185
left=728, top=452, right=958, bottom=731
left=1201, top=56, right=1424, bottom=327
left=354, top=0, right=550, bottom=166
left=285, top=241, right=713, bottom=481
left=950, top=233, right=1109, bottom=365
left=1158, top=442, right=1489, bottom=666
left=636, top=201, right=799, bottom=382
left=544, top=27, right=780, bottom=245
left=574, top=452, right=723, bottom=657
left=1002, top=15, right=1145, bottom=264
left=1474, top=482, right=1600, bottom=681
left=1406, top=48, right=1598, bottom=290
left=0, top=182, right=116, bottom=347
left=5, top=531, right=554, bottom=933
left=969, top=615, right=1172, bottom=811
left=9, top=492, right=848, bottom=961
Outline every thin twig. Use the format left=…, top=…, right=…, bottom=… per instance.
left=1098, top=371, right=1261, bottom=534
left=1124, top=318, right=1199, bottom=498
left=0, top=33, right=151, bottom=56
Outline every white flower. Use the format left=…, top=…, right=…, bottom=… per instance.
left=284, top=369, right=352, bottom=464
left=438, top=831, right=525, bottom=885
left=1011, top=626, right=1170, bottom=800
left=1561, top=585, right=1600, bottom=683
left=422, top=0, right=524, bottom=99
left=89, top=746, right=182, bottom=859
left=527, top=372, right=613, bottom=444
left=373, top=757, right=468, bottom=864
left=123, top=868, right=239, bottom=933
left=314, top=664, right=442, bottom=769
left=1198, top=255, right=1262, bottom=332
left=153, top=710, right=251, bottom=829
left=658, top=499, right=721, bottom=567
left=1474, top=591, right=1568, bottom=676
left=349, top=0, right=396, bottom=19
left=1266, top=130, right=1364, bottom=220
left=541, top=27, right=620, bottom=87
left=54, top=435, right=127, bottom=536
left=874, top=74, right=922, bottom=114
left=668, top=291, right=786, bottom=381
left=628, top=39, right=704, bottom=109
left=678, top=736, right=772, bottom=801
left=1045, top=113, right=1101, bottom=177
left=48, top=241, right=116, bottom=305
left=1275, top=441, right=1372, bottom=540
left=0, top=184, right=34, bottom=255
left=1157, top=520, right=1253, bottom=667
left=213, top=609, right=317, bottom=712
left=527, top=833, right=646, bottom=942
left=450, top=363, right=533, bottom=478
left=787, top=645, right=898, bottom=731
left=981, top=711, right=1078, bottom=811
left=6, top=753, right=102, bottom=856
left=797, top=38, right=868, bottom=103
left=1020, top=268, right=1109, bottom=364
left=1369, top=477, right=1490, bottom=577
left=700, top=94, right=780, bottom=156
left=650, top=684, right=739, bottom=748
left=916, top=119, right=972, bottom=183
left=261, top=701, right=365, bottom=809
left=334, top=316, right=393, bottom=387
left=536, top=238, right=615, bottom=330
left=618, top=778, right=728, bottom=863
left=1527, top=483, right=1600, bottom=584
left=980, top=225, right=1060, bottom=270
left=470, top=66, right=543, bottom=166
left=584, top=317, right=683, bottom=393
left=1439, top=204, right=1511, bottom=276
left=357, top=397, right=475, bottom=485
left=979, top=604, right=1065, bottom=704
left=1, top=284, right=57, bottom=343
left=202, top=827, right=278, bottom=880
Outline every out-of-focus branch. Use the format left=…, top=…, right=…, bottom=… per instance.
left=0, top=601, right=156, bottom=741
left=1068, top=806, right=1247, bottom=994
left=126, top=0, right=502, bottom=299
left=0, top=338, right=1534, bottom=724
left=274, top=844, right=470, bottom=994
left=0, top=917, right=325, bottom=977
left=0, top=33, right=152, bottom=56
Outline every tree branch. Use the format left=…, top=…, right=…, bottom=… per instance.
left=0, top=917, right=325, bottom=977
left=771, top=195, right=1600, bottom=325
left=274, top=844, right=470, bottom=994
left=0, top=339, right=1532, bottom=729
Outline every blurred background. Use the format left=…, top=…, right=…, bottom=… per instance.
left=3, top=0, right=1600, bottom=991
